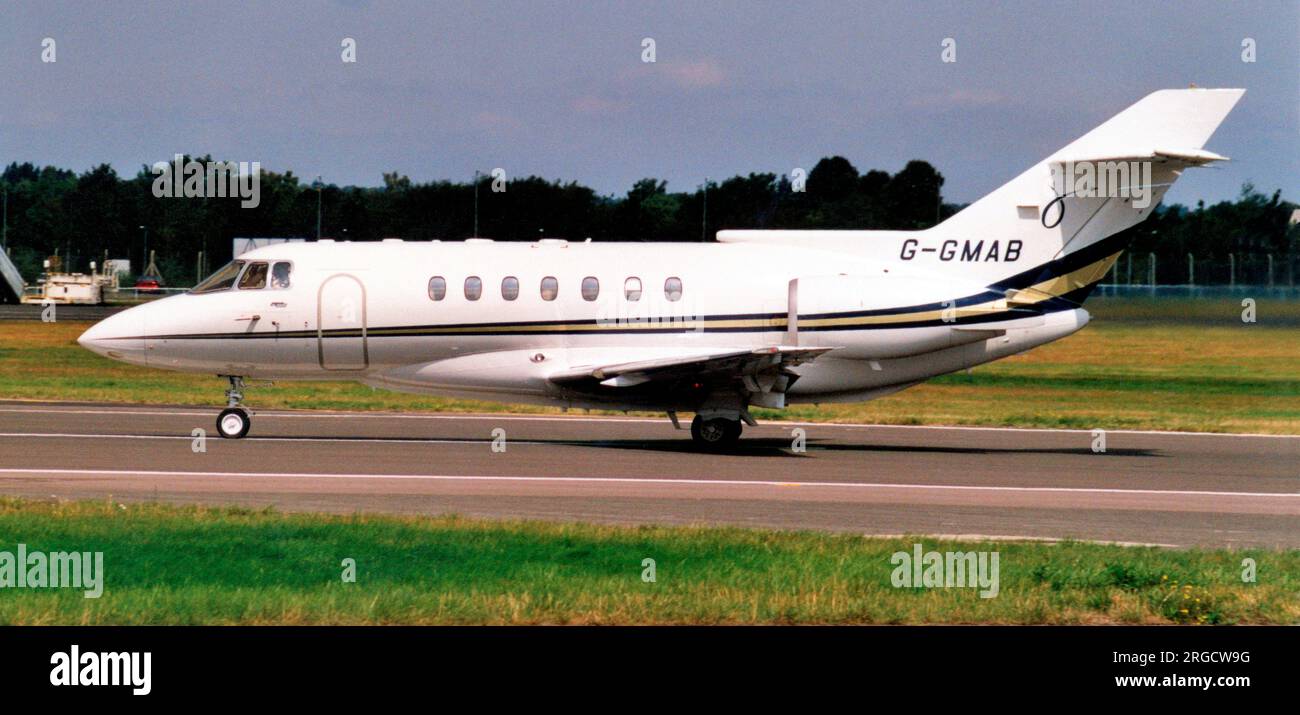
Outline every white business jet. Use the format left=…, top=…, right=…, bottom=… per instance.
left=79, top=88, right=1243, bottom=446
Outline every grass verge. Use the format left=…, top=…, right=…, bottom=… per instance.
left=0, top=498, right=1295, bottom=625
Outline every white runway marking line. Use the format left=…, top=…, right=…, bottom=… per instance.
left=0, top=405, right=1297, bottom=439
left=0, top=467, right=1295, bottom=499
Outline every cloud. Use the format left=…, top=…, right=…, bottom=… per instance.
left=621, top=58, right=727, bottom=91
left=661, top=59, right=727, bottom=89
left=473, top=111, right=524, bottom=132
left=907, top=89, right=1007, bottom=109
left=572, top=95, right=631, bottom=115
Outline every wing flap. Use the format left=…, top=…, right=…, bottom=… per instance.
left=549, top=346, right=835, bottom=388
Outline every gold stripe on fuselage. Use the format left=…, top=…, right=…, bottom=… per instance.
left=800, top=251, right=1121, bottom=328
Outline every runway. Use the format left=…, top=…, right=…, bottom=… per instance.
left=1, top=401, right=1297, bottom=548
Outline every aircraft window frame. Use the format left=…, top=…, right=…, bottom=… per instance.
left=540, top=276, right=558, bottom=301
left=501, top=276, right=520, bottom=301
left=237, top=261, right=269, bottom=290
left=191, top=260, right=246, bottom=294
left=664, top=276, right=683, bottom=302
left=428, top=276, right=447, bottom=301
left=624, top=277, right=642, bottom=301
left=464, top=276, right=483, bottom=301
left=581, top=276, right=600, bottom=302
left=269, top=261, right=292, bottom=289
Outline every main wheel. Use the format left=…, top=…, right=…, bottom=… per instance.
left=216, top=407, right=251, bottom=439
left=690, top=415, right=742, bottom=448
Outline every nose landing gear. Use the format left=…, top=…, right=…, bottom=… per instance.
left=216, top=376, right=251, bottom=439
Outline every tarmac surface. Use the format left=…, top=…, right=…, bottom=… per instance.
left=0, top=401, right=1297, bottom=547
left=0, top=304, right=130, bottom=320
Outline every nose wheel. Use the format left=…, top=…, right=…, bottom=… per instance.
left=217, top=407, right=251, bottom=439
left=217, top=375, right=251, bottom=439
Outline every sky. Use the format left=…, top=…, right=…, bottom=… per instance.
left=2, top=1, right=1296, bottom=208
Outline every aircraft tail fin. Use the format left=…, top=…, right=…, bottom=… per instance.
left=930, top=88, right=1245, bottom=289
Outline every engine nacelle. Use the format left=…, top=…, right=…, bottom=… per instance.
left=791, top=273, right=1036, bottom=359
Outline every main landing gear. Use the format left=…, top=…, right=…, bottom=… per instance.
left=216, top=375, right=251, bottom=439
left=689, top=414, right=742, bottom=449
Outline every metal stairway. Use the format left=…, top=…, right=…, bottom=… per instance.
left=0, top=247, right=25, bottom=303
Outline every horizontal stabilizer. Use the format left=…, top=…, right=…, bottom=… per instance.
left=1052, top=147, right=1229, bottom=166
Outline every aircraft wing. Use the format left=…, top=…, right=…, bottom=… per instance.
left=548, top=346, right=835, bottom=393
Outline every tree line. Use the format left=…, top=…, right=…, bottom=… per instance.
left=1, top=157, right=1294, bottom=287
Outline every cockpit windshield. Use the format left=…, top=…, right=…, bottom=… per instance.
left=191, top=260, right=245, bottom=294
left=238, top=262, right=269, bottom=290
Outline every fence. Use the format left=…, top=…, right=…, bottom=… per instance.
left=1092, top=284, right=1300, bottom=300
left=1109, top=253, right=1297, bottom=289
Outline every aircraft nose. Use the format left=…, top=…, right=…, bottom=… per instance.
left=78, top=306, right=148, bottom=366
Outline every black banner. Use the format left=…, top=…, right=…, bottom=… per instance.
left=0, top=625, right=1286, bottom=702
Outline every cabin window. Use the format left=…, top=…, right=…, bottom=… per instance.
left=581, top=276, right=599, bottom=301
left=428, top=276, right=446, bottom=301
left=464, top=276, right=483, bottom=301
left=237, top=262, right=269, bottom=290
left=624, top=277, right=642, bottom=301
left=664, top=277, right=683, bottom=302
left=270, top=262, right=292, bottom=289
left=501, top=276, right=519, bottom=301
left=191, top=260, right=245, bottom=294
left=540, top=276, right=558, bottom=301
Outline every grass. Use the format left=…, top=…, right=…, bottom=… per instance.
left=0, top=497, right=1294, bottom=625
left=1084, top=294, right=1300, bottom=325
left=1, top=296, right=1297, bottom=433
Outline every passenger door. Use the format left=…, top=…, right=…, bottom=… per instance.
left=317, top=273, right=368, bottom=370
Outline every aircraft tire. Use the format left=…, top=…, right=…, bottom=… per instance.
left=217, top=407, right=251, bottom=439
left=690, top=415, right=742, bottom=448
